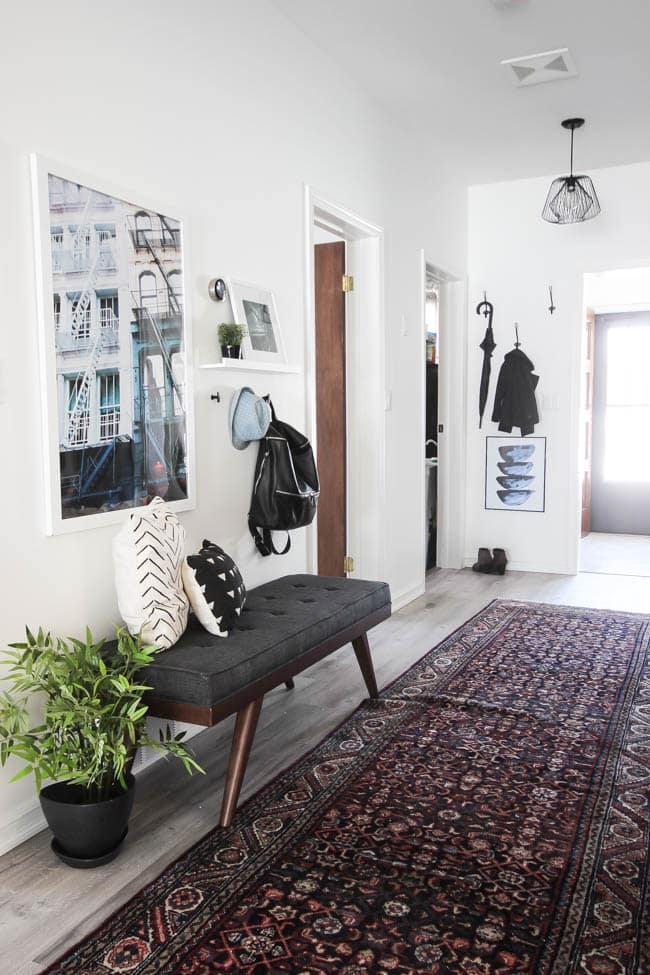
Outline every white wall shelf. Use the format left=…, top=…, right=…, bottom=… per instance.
left=199, top=360, right=301, bottom=374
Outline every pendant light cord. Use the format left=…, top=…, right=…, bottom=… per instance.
left=570, top=126, right=574, bottom=176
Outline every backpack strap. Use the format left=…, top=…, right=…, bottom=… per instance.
left=265, top=529, right=291, bottom=556
left=249, top=518, right=291, bottom=557
left=264, top=395, right=277, bottom=424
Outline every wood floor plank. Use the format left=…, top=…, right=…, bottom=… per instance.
left=1, top=566, right=649, bottom=972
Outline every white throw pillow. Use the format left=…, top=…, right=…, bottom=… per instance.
left=112, top=497, right=189, bottom=650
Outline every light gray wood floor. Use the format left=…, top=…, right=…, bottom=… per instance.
left=1, top=566, right=649, bottom=974
left=580, top=530, right=650, bottom=577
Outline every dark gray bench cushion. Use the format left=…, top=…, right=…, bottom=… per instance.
left=135, top=574, right=389, bottom=708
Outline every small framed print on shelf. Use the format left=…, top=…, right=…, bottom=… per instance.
left=485, top=436, right=546, bottom=513
left=227, top=279, right=286, bottom=366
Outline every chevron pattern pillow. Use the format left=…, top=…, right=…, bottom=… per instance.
left=182, top=539, right=247, bottom=637
left=112, top=497, right=189, bottom=651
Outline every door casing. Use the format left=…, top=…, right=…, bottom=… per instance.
left=304, top=187, right=385, bottom=583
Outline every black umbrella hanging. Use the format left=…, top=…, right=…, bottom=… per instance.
left=477, top=295, right=496, bottom=428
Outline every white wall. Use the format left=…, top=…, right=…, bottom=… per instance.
left=466, top=161, right=650, bottom=573
left=383, top=161, right=468, bottom=601
left=0, top=0, right=467, bottom=851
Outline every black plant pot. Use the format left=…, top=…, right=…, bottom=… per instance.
left=221, top=344, right=241, bottom=360
left=39, top=773, right=135, bottom=868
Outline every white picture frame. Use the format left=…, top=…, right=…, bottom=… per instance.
left=31, top=154, right=195, bottom=535
left=227, top=279, right=286, bottom=365
left=485, top=436, right=546, bottom=512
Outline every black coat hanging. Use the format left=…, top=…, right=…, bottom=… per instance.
left=476, top=296, right=496, bottom=428
left=491, top=325, right=539, bottom=437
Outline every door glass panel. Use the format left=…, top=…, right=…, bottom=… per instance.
left=603, top=325, right=650, bottom=481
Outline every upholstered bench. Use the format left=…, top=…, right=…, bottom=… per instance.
left=139, top=574, right=391, bottom=826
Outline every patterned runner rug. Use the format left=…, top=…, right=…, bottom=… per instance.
left=45, top=600, right=650, bottom=975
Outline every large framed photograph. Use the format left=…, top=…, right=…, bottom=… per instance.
left=228, top=279, right=286, bottom=364
left=31, top=156, right=195, bottom=535
left=485, top=436, right=546, bottom=512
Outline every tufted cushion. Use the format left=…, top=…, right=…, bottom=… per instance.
left=132, top=575, right=390, bottom=707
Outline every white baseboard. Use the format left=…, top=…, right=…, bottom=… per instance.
left=0, top=796, right=47, bottom=857
left=462, top=557, right=573, bottom=576
left=392, top=580, right=426, bottom=612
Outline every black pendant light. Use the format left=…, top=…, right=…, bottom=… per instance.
left=542, top=118, right=601, bottom=224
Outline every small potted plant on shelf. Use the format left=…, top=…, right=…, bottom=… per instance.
left=218, top=322, right=246, bottom=360
left=0, top=626, right=203, bottom=868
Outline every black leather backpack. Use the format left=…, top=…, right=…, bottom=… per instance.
left=248, top=399, right=320, bottom=556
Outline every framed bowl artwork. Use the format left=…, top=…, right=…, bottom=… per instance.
left=31, top=155, right=195, bottom=534
left=485, top=436, right=546, bottom=512
left=227, top=279, right=286, bottom=365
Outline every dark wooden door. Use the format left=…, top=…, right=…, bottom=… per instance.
left=581, top=309, right=595, bottom=535
left=315, top=241, right=346, bottom=576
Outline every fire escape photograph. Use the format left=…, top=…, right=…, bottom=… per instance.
left=39, top=171, right=190, bottom=527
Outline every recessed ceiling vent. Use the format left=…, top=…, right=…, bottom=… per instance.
left=501, top=48, right=578, bottom=87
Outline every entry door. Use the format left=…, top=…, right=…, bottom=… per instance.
left=314, top=241, right=347, bottom=576
left=591, top=311, right=650, bottom=534
left=581, top=310, right=595, bottom=534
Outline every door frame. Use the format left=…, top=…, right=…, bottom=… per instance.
left=419, top=251, right=466, bottom=585
left=303, top=186, right=386, bottom=580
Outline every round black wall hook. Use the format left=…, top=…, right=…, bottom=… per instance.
left=208, top=278, right=227, bottom=302
left=211, top=392, right=221, bottom=403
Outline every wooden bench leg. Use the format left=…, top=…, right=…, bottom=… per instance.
left=219, top=696, right=264, bottom=828
left=352, top=633, right=379, bottom=699
left=285, top=677, right=295, bottom=690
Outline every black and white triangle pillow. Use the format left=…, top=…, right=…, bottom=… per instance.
left=112, top=497, right=189, bottom=651
left=182, top=539, right=247, bottom=637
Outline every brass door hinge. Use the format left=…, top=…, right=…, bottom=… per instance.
left=344, top=555, right=355, bottom=574
left=342, top=274, right=354, bottom=293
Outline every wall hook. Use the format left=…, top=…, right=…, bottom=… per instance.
left=476, top=294, right=494, bottom=325
left=548, top=285, right=556, bottom=315
left=208, top=278, right=227, bottom=302
left=514, top=323, right=521, bottom=348
left=211, top=392, right=221, bottom=403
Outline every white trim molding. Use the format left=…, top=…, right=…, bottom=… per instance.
left=303, top=185, right=386, bottom=583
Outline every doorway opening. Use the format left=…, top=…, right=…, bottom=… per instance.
left=419, top=255, right=463, bottom=586
left=424, top=266, right=440, bottom=573
left=304, top=188, right=385, bottom=582
left=313, top=226, right=347, bottom=576
left=579, top=267, right=650, bottom=577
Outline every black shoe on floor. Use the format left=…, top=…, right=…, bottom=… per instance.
left=491, top=548, right=507, bottom=575
left=472, top=547, right=493, bottom=573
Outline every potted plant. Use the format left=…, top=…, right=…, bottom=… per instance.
left=218, top=322, right=246, bottom=360
left=0, top=626, right=203, bottom=867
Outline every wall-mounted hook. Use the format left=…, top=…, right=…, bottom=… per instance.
left=208, top=278, right=226, bottom=302
left=548, top=285, right=556, bottom=315
left=210, top=392, right=221, bottom=403
left=514, top=323, right=521, bottom=348
left=476, top=294, right=494, bottom=327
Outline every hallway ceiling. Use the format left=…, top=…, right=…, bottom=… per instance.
left=271, top=0, right=650, bottom=184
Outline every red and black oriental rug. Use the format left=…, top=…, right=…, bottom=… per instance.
left=44, top=600, right=650, bottom=974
